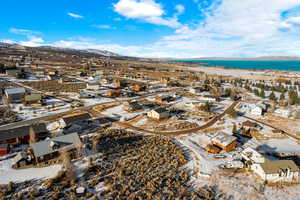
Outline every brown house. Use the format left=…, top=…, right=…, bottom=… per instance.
left=155, top=95, right=174, bottom=103
left=205, top=144, right=221, bottom=154
left=132, top=84, right=146, bottom=92
left=105, top=90, right=122, bottom=97
left=211, top=132, right=237, bottom=151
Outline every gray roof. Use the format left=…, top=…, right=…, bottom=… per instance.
left=31, top=133, right=82, bottom=158
left=63, top=113, right=91, bottom=126
left=260, top=160, right=299, bottom=174
left=0, top=123, right=48, bottom=142
left=5, top=87, right=26, bottom=95
left=153, top=107, right=168, bottom=114
left=212, top=132, right=237, bottom=147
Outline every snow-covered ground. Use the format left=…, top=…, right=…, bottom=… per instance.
left=0, top=158, right=62, bottom=184
left=11, top=98, right=71, bottom=120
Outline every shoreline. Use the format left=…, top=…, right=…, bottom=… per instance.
left=184, top=64, right=300, bottom=79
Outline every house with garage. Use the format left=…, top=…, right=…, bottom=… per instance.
left=189, top=87, right=203, bottom=95
left=252, top=160, right=300, bottom=183
left=123, top=101, right=141, bottom=112
left=211, top=132, right=237, bottom=151
left=241, top=147, right=265, bottom=167
left=155, top=95, right=174, bottom=103
left=30, top=132, right=82, bottom=163
left=0, top=123, right=48, bottom=145
left=201, top=95, right=220, bottom=102
left=147, top=107, right=170, bottom=120
left=87, top=82, right=101, bottom=90
left=241, top=120, right=262, bottom=135
left=274, top=108, right=292, bottom=118
left=4, top=87, right=26, bottom=103
left=60, top=113, right=92, bottom=129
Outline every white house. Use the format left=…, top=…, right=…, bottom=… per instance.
left=87, top=82, right=101, bottom=90
left=185, top=101, right=207, bottom=109
left=241, top=147, right=265, bottom=165
left=240, top=103, right=263, bottom=116
left=274, top=108, right=292, bottom=118
left=201, top=95, right=219, bottom=102
left=252, top=160, right=300, bottom=183
left=250, top=106, right=263, bottom=116
left=147, top=107, right=169, bottom=120
left=189, top=87, right=202, bottom=95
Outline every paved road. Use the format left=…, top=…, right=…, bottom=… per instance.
left=119, top=100, right=240, bottom=136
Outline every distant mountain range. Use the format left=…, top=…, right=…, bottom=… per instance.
left=172, top=56, right=300, bottom=61
left=37, top=46, right=121, bottom=57
left=1, top=42, right=300, bottom=60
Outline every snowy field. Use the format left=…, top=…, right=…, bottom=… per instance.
left=0, top=158, right=62, bottom=184
left=11, top=98, right=71, bottom=121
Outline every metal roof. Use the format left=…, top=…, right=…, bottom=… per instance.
left=62, top=113, right=91, bottom=126
left=260, top=160, right=299, bottom=174
left=0, top=123, right=48, bottom=142
left=31, top=133, right=82, bottom=158
left=5, top=87, right=26, bottom=95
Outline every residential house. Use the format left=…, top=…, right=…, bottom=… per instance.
left=4, top=87, right=26, bottom=103
left=101, top=77, right=113, bottom=85
left=60, top=113, right=91, bottom=128
left=185, top=101, right=208, bottom=109
left=274, top=108, right=292, bottom=118
left=155, top=95, right=174, bottom=103
left=251, top=106, right=263, bottom=116
left=211, top=132, right=237, bottom=151
left=241, top=147, right=265, bottom=167
left=147, top=107, right=170, bottom=120
left=123, top=101, right=141, bottom=112
left=87, top=82, right=101, bottom=90
left=105, top=90, right=122, bottom=97
left=0, top=144, right=10, bottom=156
left=6, top=69, right=21, bottom=76
left=0, top=123, right=48, bottom=145
left=201, top=95, right=219, bottom=102
left=241, top=120, right=262, bottom=133
left=132, top=84, right=146, bottom=92
left=24, top=93, right=42, bottom=105
left=252, top=160, right=300, bottom=183
left=12, top=152, right=31, bottom=168
left=189, top=87, right=203, bottom=95
left=114, top=79, right=127, bottom=88
left=205, top=144, right=222, bottom=154
left=31, top=133, right=82, bottom=163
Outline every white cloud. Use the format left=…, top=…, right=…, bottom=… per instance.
left=113, top=0, right=182, bottom=28
left=9, top=28, right=41, bottom=36
left=9, top=28, right=44, bottom=47
left=20, top=36, right=44, bottom=47
left=113, top=0, right=164, bottom=18
left=92, top=25, right=116, bottom=29
left=175, top=4, right=185, bottom=15
left=67, top=12, right=84, bottom=19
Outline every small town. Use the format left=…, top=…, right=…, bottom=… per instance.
left=0, top=43, right=300, bottom=199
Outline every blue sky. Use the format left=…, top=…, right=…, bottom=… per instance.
left=1, top=0, right=300, bottom=58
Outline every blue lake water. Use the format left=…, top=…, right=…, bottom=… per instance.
left=176, top=60, right=300, bottom=71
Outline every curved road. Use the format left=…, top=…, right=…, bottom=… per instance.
left=119, top=100, right=240, bottom=136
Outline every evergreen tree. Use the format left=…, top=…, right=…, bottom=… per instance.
left=259, top=89, right=265, bottom=98
left=269, top=91, right=277, bottom=102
